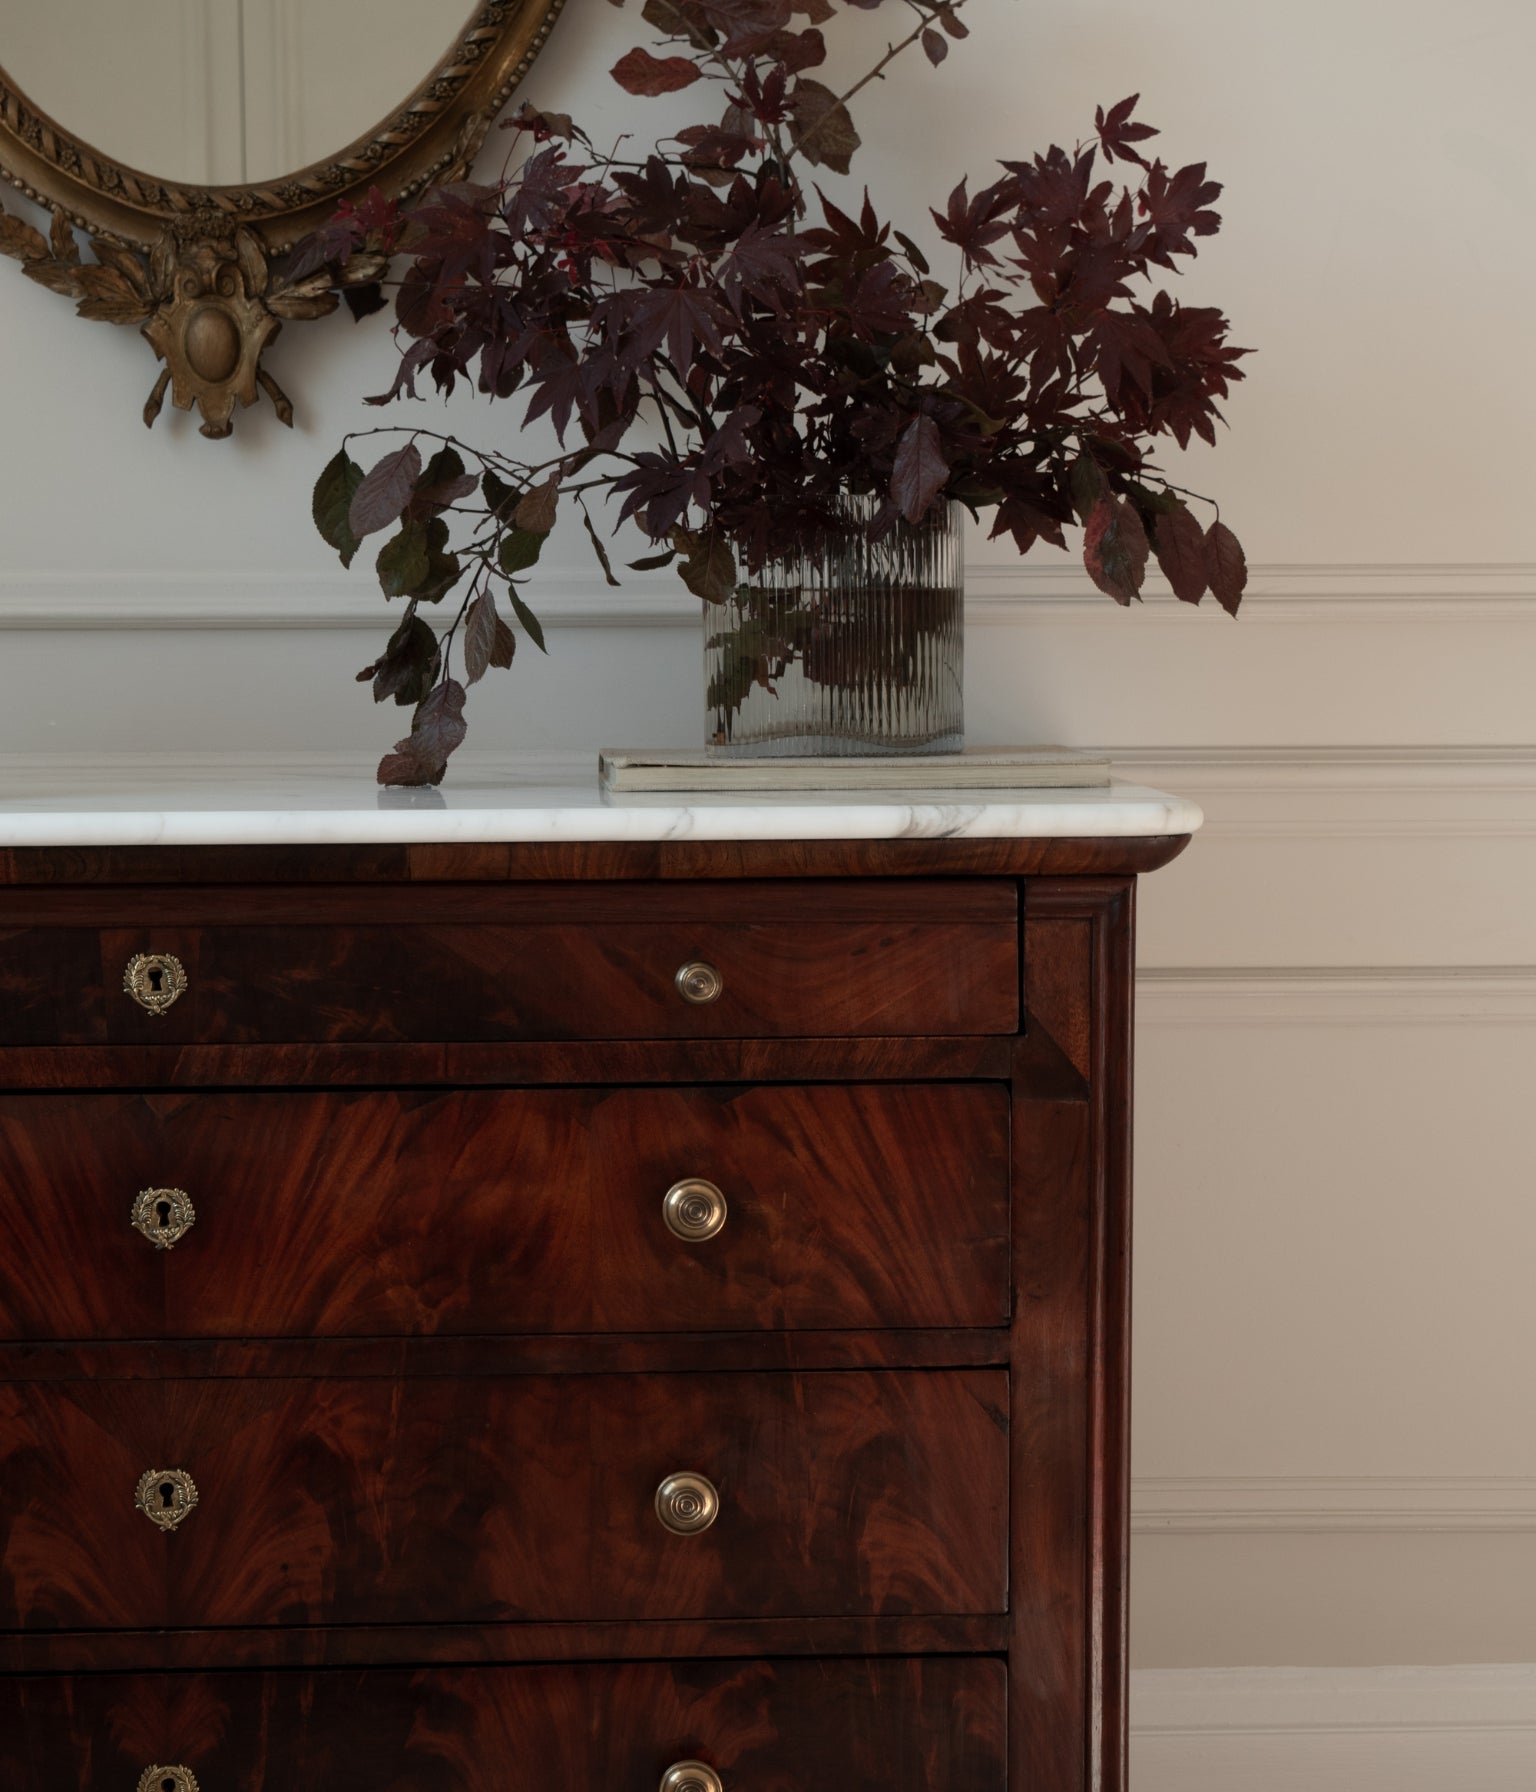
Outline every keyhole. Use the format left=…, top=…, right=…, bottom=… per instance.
left=156, top=1200, right=173, bottom=1230
left=159, top=1481, right=176, bottom=1510
left=162, top=1780, right=176, bottom=1792
left=146, top=966, right=164, bottom=993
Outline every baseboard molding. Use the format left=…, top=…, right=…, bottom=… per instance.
left=1130, top=1665, right=1536, bottom=1792
left=0, top=562, right=1531, bottom=630
left=1133, top=1476, right=1536, bottom=1533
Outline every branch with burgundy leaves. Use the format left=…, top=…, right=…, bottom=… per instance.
left=303, top=0, right=1250, bottom=785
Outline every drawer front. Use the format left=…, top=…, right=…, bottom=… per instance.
left=0, top=880, right=1018, bottom=1044
left=0, top=1084, right=1010, bottom=1338
left=0, top=1657, right=1008, bottom=1791
left=0, top=1370, right=1008, bottom=1629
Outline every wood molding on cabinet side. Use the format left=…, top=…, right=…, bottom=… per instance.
left=1012, top=875, right=1137, bottom=1792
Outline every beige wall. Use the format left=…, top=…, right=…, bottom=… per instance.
left=1, top=0, right=1533, bottom=1671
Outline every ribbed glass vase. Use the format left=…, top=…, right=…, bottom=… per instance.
left=703, top=496, right=964, bottom=757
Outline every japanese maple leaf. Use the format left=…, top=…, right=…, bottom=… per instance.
left=1140, top=160, right=1224, bottom=265
left=930, top=177, right=1014, bottom=268
left=627, top=282, right=734, bottom=371
left=1094, top=94, right=1159, bottom=169
left=714, top=223, right=805, bottom=314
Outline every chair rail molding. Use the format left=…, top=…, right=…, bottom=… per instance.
left=1132, top=1476, right=1536, bottom=1534
left=0, top=562, right=1532, bottom=631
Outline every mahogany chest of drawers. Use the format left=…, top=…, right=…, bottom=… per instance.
left=0, top=823, right=1190, bottom=1791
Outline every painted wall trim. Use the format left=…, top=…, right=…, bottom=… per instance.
left=1133, top=1476, right=1536, bottom=1534
left=0, top=562, right=1530, bottom=630
left=1132, top=1662, right=1536, bottom=1732
left=1136, top=966, right=1536, bottom=1026
left=1130, top=1664, right=1536, bottom=1792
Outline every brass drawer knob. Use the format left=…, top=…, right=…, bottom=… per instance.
left=662, top=1179, right=727, bottom=1243
left=675, top=960, right=723, bottom=1005
left=135, top=1468, right=199, bottom=1533
left=661, top=1766, right=723, bottom=1792
left=124, top=952, right=188, bottom=1016
left=655, top=1471, right=719, bottom=1537
left=131, top=1187, right=196, bottom=1250
left=139, top=1771, right=200, bottom=1792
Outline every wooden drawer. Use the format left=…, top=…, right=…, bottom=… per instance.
left=0, top=1657, right=1007, bottom=1790
left=0, top=1084, right=1010, bottom=1339
left=0, top=1370, right=1008, bottom=1629
left=0, top=880, right=1018, bottom=1044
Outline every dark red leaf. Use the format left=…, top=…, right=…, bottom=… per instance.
left=378, top=679, right=468, bottom=786
left=464, top=589, right=516, bottom=683
left=1084, top=497, right=1149, bottom=604
left=1203, top=520, right=1247, bottom=615
left=787, top=79, right=860, bottom=175
left=1094, top=93, right=1159, bottom=168
left=891, top=413, right=949, bottom=522
left=611, top=48, right=703, bottom=94
left=349, top=443, right=422, bottom=538
left=922, top=27, right=947, bottom=64
left=1153, top=503, right=1208, bottom=604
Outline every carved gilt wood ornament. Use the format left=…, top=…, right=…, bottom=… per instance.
left=0, top=1, right=567, bottom=437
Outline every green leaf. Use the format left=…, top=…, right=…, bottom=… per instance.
left=498, top=527, right=547, bottom=575
left=313, top=449, right=365, bottom=568
left=506, top=586, right=547, bottom=653
left=375, top=520, right=431, bottom=597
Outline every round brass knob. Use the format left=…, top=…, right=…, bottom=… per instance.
left=130, top=1187, right=196, bottom=1250
left=662, top=1178, right=727, bottom=1243
left=124, top=952, right=188, bottom=1016
left=660, top=1765, right=723, bottom=1792
left=138, top=1770, right=200, bottom=1792
left=135, top=1468, right=199, bottom=1533
left=675, top=960, right=723, bottom=1005
left=655, top=1471, right=719, bottom=1537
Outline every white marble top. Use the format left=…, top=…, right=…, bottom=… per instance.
left=0, top=752, right=1202, bottom=848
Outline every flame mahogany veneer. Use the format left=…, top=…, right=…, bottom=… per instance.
left=0, top=840, right=1176, bottom=1791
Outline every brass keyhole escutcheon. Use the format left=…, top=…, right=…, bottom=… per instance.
left=674, top=960, right=723, bottom=1005
left=124, top=952, right=188, bottom=1016
left=661, top=1765, right=724, bottom=1792
left=138, top=1770, right=200, bottom=1792
left=655, top=1471, right=719, bottom=1537
left=662, top=1179, right=728, bottom=1244
left=131, top=1187, right=196, bottom=1250
left=135, top=1468, right=199, bottom=1533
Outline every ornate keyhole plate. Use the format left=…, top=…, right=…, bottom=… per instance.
left=135, top=1468, right=199, bottom=1533
left=138, top=1769, right=200, bottom=1792
left=124, top=952, right=188, bottom=1016
left=131, top=1187, right=196, bottom=1250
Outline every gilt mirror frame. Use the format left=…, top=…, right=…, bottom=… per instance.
left=0, top=0, right=567, bottom=437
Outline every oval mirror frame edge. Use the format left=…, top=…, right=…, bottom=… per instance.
left=0, top=0, right=570, bottom=438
